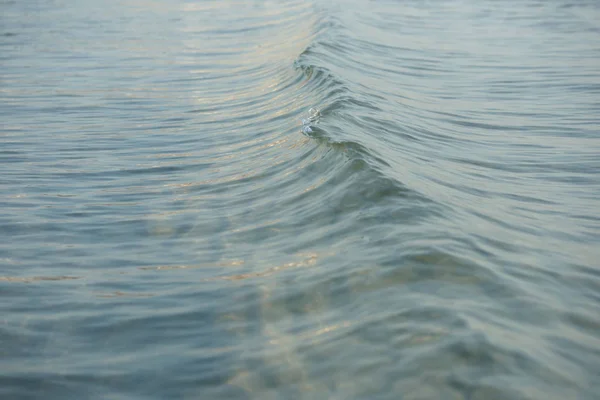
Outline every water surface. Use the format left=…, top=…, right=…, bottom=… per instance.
left=1, top=0, right=600, bottom=398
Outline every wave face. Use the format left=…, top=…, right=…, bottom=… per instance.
left=1, top=0, right=599, bottom=398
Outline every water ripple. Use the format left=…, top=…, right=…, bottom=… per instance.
left=1, top=0, right=599, bottom=399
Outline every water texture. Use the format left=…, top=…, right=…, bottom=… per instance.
left=1, top=0, right=599, bottom=399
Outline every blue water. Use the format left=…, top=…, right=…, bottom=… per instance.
left=1, top=0, right=599, bottom=398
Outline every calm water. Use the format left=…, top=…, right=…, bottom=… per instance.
left=2, top=0, right=600, bottom=398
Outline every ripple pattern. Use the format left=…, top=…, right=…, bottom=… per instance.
left=1, top=0, right=599, bottom=399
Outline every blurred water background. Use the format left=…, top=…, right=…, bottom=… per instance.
left=1, top=0, right=600, bottom=398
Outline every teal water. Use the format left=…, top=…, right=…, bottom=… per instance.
left=1, top=0, right=600, bottom=399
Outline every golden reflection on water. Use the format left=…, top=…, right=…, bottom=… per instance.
left=216, top=249, right=355, bottom=396
left=138, top=259, right=245, bottom=271
left=161, top=134, right=312, bottom=196
left=106, top=1, right=332, bottom=394
left=202, top=253, right=318, bottom=282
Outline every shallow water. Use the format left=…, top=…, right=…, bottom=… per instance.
left=1, top=0, right=599, bottom=398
